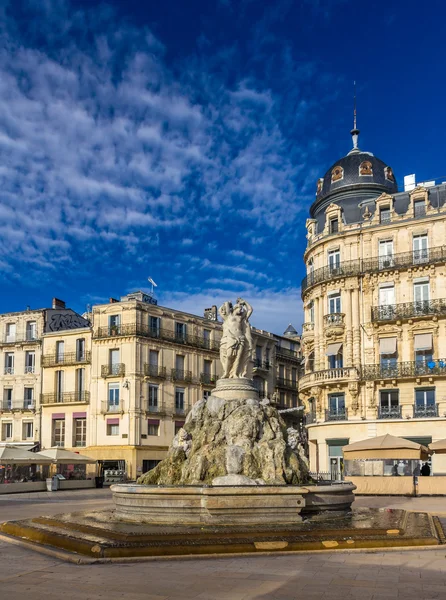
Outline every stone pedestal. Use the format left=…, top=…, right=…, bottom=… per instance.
left=211, top=377, right=259, bottom=400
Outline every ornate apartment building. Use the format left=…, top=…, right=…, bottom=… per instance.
left=0, top=291, right=301, bottom=480
left=299, top=126, right=446, bottom=477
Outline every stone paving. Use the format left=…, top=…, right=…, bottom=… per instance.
left=1, top=491, right=446, bottom=599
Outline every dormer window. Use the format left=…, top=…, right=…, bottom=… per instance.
left=384, top=166, right=395, bottom=182
left=414, top=200, right=426, bottom=218
left=331, top=166, right=343, bottom=183
left=316, top=178, right=324, bottom=195
left=360, top=160, right=373, bottom=176
left=330, top=218, right=339, bottom=234
left=379, top=206, right=391, bottom=224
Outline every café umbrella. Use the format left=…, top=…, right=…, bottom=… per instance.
left=343, top=434, right=430, bottom=460
left=0, top=445, right=53, bottom=464
left=37, top=448, right=97, bottom=464
left=429, top=439, right=446, bottom=454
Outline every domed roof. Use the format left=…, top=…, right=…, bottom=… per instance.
left=315, top=130, right=398, bottom=202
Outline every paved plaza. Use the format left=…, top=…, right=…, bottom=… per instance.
left=1, top=490, right=446, bottom=599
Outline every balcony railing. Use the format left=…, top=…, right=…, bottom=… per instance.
left=253, top=359, right=270, bottom=371
left=42, top=352, right=91, bottom=367
left=24, top=366, right=35, bottom=374
left=147, top=401, right=165, bottom=414
left=1, top=334, right=40, bottom=345
left=414, top=404, right=439, bottom=418
left=275, top=345, right=300, bottom=361
left=362, top=360, right=446, bottom=380
left=325, top=409, right=348, bottom=422
left=171, top=369, right=192, bottom=383
left=94, top=324, right=220, bottom=352
left=40, top=392, right=90, bottom=404
left=378, top=406, right=402, bottom=419
left=4, top=367, right=14, bottom=375
left=372, top=299, right=446, bottom=322
left=143, top=364, right=167, bottom=379
left=277, top=377, right=298, bottom=390
left=299, top=367, right=359, bottom=389
left=302, top=322, right=314, bottom=333
left=1, top=400, right=35, bottom=411
left=302, top=245, right=446, bottom=294
left=101, top=364, right=125, bottom=377
left=200, top=373, right=218, bottom=385
left=324, top=313, right=345, bottom=326
left=173, top=402, right=191, bottom=416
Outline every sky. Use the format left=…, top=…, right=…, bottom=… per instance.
left=0, top=0, right=445, bottom=334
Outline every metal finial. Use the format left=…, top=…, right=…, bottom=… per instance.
left=350, top=80, right=360, bottom=151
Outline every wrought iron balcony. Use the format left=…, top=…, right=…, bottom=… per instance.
left=378, top=406, right=402, bottom=419
left=324, top=313, right=345, bottom=326
left=146, top=401, right=165, bottom=414
left=275, top=345, right=300, bottom=361
left=171, top=369, right=192, bottom=383
left=101, top=363, right=125, bottom=378
left=42, top=352, right=91, bottom=367
left=1, top=334, right=40, bottom=345
left=1, top=400, right=36, bottom=411
left=362, top=359, right=446, bottom=380
left=301, top=244, right=446, bottom=294
left=200, top=373, right=218, bottom=385
left=253, top=359, right=270, bottom=371
left=173, top=401, right=191, bottom=416
left=414, top=404, right=439, bottom=418
left=277, top=377, right=298, bottom=390
left=40, top=391, right=90, bottom=404
left=143, top=364, right=167, bottom=379
left=24, top=366, right=35, bottom=374
left=3, top=367, right=14, bottom=375
left=325, top=409, right=348, bottom=422
left=94, top=323, right=220, bottom=352
left=371, top=299, right=446, bottom=322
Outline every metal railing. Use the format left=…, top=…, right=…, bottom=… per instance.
left=378, top=406, right=402, bottom=419
left=324, top=313, right=345, bottom=326
left=301, top=245, right=446, bottom=293
left=143, top=364, right=167, bottom=379
left=275, top=345, right=300, bottom=360
left=1, top=334, right=40, bottom=345
left=42, top=352, right=91, bottom=367
left=171, top=369, right=192, bottom=383
left=101, top=363, right=125, bottom=377
left=3, top=367, right=14, bottom=375
left=173, top=402, right=191, bottom=416
left=94, top=323, right=220, bottom=352
left=414, top=404, right=439, bottom=418
left=200, top=373, right=218, bottom=385
left=362, top=360, right=446, bottom=380
left=24, top=366, right=35, bottom=374
left=40, top=392, right=90, bottom=404
left=1, top=400, right=36, bottom=411
left=325, top=409, right=348, bottom=422
left=277, top=377, right=298, bottom=390
left=253, top=359, right=270, bottom=370
left=372, top=299, right=446, bottom=322
left=147, top=401, right=165, bottom=414
left=299, top=367, right=359, bottom=388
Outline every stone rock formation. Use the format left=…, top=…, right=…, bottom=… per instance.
left=137, top=395, right=310, bottom=486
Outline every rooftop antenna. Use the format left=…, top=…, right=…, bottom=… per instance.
left=350, top=80, right=360, bottom=151
left=148, top=277, right=157, bottom=295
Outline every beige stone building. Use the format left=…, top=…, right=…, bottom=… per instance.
left=299, top=126, right=446, bottom=477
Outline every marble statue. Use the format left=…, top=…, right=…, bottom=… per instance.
left=218, top=298, right=253, bottom=378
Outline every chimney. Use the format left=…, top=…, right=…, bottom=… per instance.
left=109, top=297, right=119, bottom=304
left=204, top=305, right=218, bottom=321
left=52, top=298, right=66, bottom=309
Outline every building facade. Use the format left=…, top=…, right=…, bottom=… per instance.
left=299, top=127, right=446, bottom=477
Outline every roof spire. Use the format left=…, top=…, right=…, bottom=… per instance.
left=350, top=80, right=360, bottom=151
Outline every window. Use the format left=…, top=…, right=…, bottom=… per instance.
left=25, top=351, right=35, bottom=374
left=175, top=322, right=187, bottom=340
left=292, top=394, right=298, bottom=408
left=291, top=368, right=297, bottom=383
left=307, top=259, right=314, bottom=284
left=175, top=387, right=185, bottom=412
left=26, top=321, right=37, bottom=341
left=76, top=368, right=85, bottom=399
left=108, top=383, right=120, bottom=411
left=148, top=384, right=158, bottom=412
left=3, top=388, right=12, bottom=410
left=24, top=388, right=34, bottom=409
left=147, top=421, right=159, bottom=436
left=380, top=207, right=391, bottom=224
left=2, top=422, right=13, bottom=440
left=109, top=314, right=121, bottom=334
left=203, top=359, right=212, bottom=375
left=328, top=293, right=341, bottom=314
left=306, top=351, right=315, bottom=372
left=413, top=234, right=429, bottom=263
left=265, top=348, right=270, bottom=364
left=328, top=349, right=343, bottom=369
left=255, top=345, right=262, bottom=363
left=414, top=333, right=433, bottom=369
left=4, top=353, right=14, bottom=375
left=149, top=350, right=159, bottom=366
left=378, top=240, right=394, bottom=268
left=107, top=423, right=119, bottom=436
left=56, top=341, right=64, bottom=363
left=414, top=200, right=426, bottom=218
left=76, top=338, right=85, bottom=361
left=380, top=338, right=398, bottom=372
left=23, top=422, right=33, bottom=440
left=308, top=301, right=315, bottom=323
left=55, top=370, right=64, bottom=401
left=327, top=439, right=349, bottom=480
left=379, top=284, right=395, bottom=306
left=109, top=349, right=120, bottom=375
left=328, top=394, right=345, bottom=416
left=5, top=323, right=16, bottom=343
left=328, top=250, right=340, bottom=272
left=379, top=390, right=400, bottom=418
left=203, top=329, right=211, bottom=349
left=415, top=388, right=437, bottom=417
left=279, top=391, right=286, bottom=407
left=174, top=422, right=184, bottom=435
left=52, top=419, right=65, bottom=447
left=73, top=418, right=86, bottom=447
left=175, top=355, right=185, bottom=372
left=203, top=390, right=211, bottom=400
left=278, top=364, right=285, bottom=379
left=330, top=218, right=339, bottom=234
left=331, top=166, right=343, bottom=182
left=413, top=281, right=429, bottom=315
left=289, top=342, right=295, bottom=352
left=142, top=459, right=160, bottom=472
left=149, top=316, right=160, bottom=336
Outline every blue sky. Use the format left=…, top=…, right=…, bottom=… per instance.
left=0, top=0, right=445, bottom=333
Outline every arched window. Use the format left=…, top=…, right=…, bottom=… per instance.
left=384, top=166, right=395, bottom=182
left=359, top=160, right=373, bottom=176
left=331, top=166, right=343, bottom=183
left=316, top=178, right=324, bottom=195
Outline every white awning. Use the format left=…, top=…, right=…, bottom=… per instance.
left=326, top=343, right=342, bottom=356
left=414, top=333, right=433, bottom=351
left=379, top=337, right=397, bottom=354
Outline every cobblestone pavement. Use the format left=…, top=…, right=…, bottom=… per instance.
left=1, top=492, right=446, bottom=599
